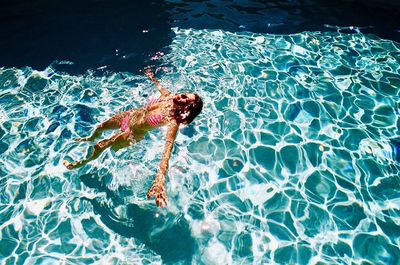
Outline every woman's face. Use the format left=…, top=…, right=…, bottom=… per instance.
left=173, top=93, right=196, bottom=106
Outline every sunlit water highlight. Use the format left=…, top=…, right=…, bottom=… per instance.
left=0, top=28, right=400, bottom=264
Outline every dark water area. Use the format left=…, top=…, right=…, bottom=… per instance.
left=0, top=0, right=399, bottom=75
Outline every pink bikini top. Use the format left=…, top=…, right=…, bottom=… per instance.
left=120, top=97, right=164, bottom=132
left=145, top=97, right=164, bottom=126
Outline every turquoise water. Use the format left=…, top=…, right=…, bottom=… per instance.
left=1, top=28, right=400, bottom=264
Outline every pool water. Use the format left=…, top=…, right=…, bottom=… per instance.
left=1, top=28, right=400, bottom=264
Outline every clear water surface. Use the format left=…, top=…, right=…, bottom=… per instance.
left=0, top=28, right=400, bottom=264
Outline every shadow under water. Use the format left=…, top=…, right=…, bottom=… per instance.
left=80, top=172, right=196, bottom=264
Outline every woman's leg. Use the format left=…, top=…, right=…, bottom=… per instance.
left=64, top=131, right=131, bottom=169
left=75, top=110, right=131, bottom=142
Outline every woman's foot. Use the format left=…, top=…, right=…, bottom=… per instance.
left=63, top=160, right=82, bottom=170
left=74, top=137, right=92, bottom=142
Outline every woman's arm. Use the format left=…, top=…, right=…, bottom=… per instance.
left=146, top=120, right=179, bottom=207
left=144, top=69, right=171, bottom=97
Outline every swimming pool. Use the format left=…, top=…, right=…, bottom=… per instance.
left=1, top=26, right=399, bottom=264
left=1, top=0, right=400, bottom=264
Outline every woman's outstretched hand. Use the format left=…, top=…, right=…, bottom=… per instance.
left=146, top=178, right=168, bottom=208
left=144, top=68, right=154, bottom=79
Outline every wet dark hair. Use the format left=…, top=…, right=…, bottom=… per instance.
left=172, top=94, right=203, bottom=124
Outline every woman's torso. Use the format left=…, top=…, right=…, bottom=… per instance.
left=122, top=95, right=174, bottom=134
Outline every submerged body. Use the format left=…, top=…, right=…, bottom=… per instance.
left=105, top=94, right=176, bottom=143
left=63, top=70, right=203, bottom=207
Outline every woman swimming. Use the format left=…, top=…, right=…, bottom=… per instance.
left=63, top=69, right=203, bottom=207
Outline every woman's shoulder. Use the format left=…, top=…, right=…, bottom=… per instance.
left=161, top=92, right=173, bottom=100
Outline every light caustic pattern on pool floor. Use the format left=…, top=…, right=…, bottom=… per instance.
left=1, top=28, right=400, bottom=264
